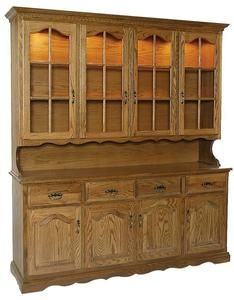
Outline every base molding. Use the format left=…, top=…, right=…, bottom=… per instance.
left=11, top=251, right=230, bottom=293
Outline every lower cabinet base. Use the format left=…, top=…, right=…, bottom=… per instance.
left=11, top=251, right=230, bottom=293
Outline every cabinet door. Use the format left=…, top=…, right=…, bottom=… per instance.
left=24, top=21, right=77, bottom=140
left=179, top=32, right=220, bottom=135
left=84, top=202, right=135, bottom=268
left=138, top=198, right=182, bottom=260
left=27, top=206, right=81, bottom=275
left=185, top=193, right=226, bottom=254
left=132, top=29, right=176, bottom=136
left=80, top=25, right=129, bottom=138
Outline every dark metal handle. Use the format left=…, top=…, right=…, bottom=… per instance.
left=48, top=192, right=63, bottom=200
left=138, top=214, right=143, bottom=227
left=129, top=214, right=134, bottom=228
left=105, top=188, right=119, bottom=195
left=72, top=89, right=75, bottom=104
left=154, top=185, right=166, bottom=192
left=202, top=181, right=214, bottom=188
left=134, top=91, right=137, bottom=104
left=76, top=219, right=80, bottom=234
left=181, top=91, right=184, bottom=104
left=124, top=90, right=128, bottom=104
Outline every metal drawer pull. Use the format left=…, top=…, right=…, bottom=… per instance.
left=105, top=188, right=119, bottom=195
left=154, top=185, right=166, bottom=192
left=202, top=181, right=214, bottom=188
left=48, top=192, right=63, bottom=200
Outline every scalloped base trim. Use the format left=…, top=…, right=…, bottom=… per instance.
left=11, top=251, right=230, bottom=293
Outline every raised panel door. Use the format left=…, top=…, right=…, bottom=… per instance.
left=84, top=202, right=135, bottom=268
left=138, top=198, right=182, bottom=260
left=185, top=193, right=226, bottom=254
left=27, top=206, right=81, bottom=275
left=24, top=21, right=77, bottom=140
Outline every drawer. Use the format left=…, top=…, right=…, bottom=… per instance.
left=28, top=182, right=82, bottom=207
left=186, top=173, right=226, bottom=194
left=86, top=180, right=134, bottom=201
left=137, top=176, right=181, bottom=197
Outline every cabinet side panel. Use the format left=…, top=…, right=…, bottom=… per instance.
left=11, top=16, right=23, bottom=174
left=12, top=178, right=25, bottom=275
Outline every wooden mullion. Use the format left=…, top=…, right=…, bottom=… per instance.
left=198, top=37, right=201, bottom=129
left=121, top=29, right=124, bottom=134
left=152, top=34, right=156, bottom=131
left=103, top=31, right=106, bottom=133
left=48, top=26, right=52, bottom=133
left=169, top=34, right=173, bottom=133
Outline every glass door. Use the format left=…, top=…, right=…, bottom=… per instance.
left=132, top=30, right=176, bottom=136
left=24, top=22, right=76, bottom=139
left=81, top=26, right=129, bottom=138
left=180, top=33, right=218, bottom=135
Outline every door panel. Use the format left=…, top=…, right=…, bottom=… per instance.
left=81, top=25, right=129, bottom=138
left=138, top=198, right=182, bottom=260
left=180, top=33, right=219, bottom=135
left=24, top=21, right=77, bottom=140
left=27, top=206, right=81, bottom=275
left=85, top=202, right=135, bottom=268
left=132, top=30, right=176, bottom=136
left=185, top=193, right=226, bottom=254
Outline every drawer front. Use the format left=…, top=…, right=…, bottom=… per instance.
left=28, top=182, right=82, bottom=207
left=86, top=180, right=134, bottom=201
left=137, top=177, right=181, bottom=197
left=186, top=173, right=226, bottom=194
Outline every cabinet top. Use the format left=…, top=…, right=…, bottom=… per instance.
left=5, top=6, right=229, bottom=33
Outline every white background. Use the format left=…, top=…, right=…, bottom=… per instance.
left=0, top=0, right=233, bottom=298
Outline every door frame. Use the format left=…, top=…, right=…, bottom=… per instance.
left=23, top=21, right=77, bottom=140
left=79, top=24, right=130, bottom=139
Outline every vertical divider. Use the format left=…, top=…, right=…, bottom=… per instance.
left=122, top=28, right=127, bottom=135
left=198, top=37, right=201, bottom=129
left=79, top=25, right=86, bottom=138
left=179, top=32, right=185, bottom=134
left=103, top=31, right=106, bottom=133
left=129, top=28, right=136, bottom=136
left=152, top=35, right=156, bottom=132
left=48, top=26, right=52, bottom=133
left=71, top=23, right=78, bottom=138
left=169, top=33, right=173, bottom=133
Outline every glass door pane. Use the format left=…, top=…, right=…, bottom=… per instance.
left=183, top=36, right=216, bottom=133
left=29, top=26, right=73, bottom=136
left=85, top=29, right=126, bottom=137
left=136, top=33, right=172, bottom=135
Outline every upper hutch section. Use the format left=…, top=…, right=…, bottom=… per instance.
left=6, top=7, right=228, bottom=146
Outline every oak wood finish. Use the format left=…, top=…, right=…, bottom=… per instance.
left=138, top=197, right=183, bottom=260
left=185, top=192, right=226, bottom=254
left=28, top=182, right=82, bottom=207
left=6, top=7, right=230, bottom=293
left=27, top=206, right=81, bottom=275
left=137, top=176, right=181, bottom=197
left=86, top=180, right=134, bottom=202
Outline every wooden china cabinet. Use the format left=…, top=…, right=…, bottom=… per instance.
left=6, top=7, right=231, bottom=293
